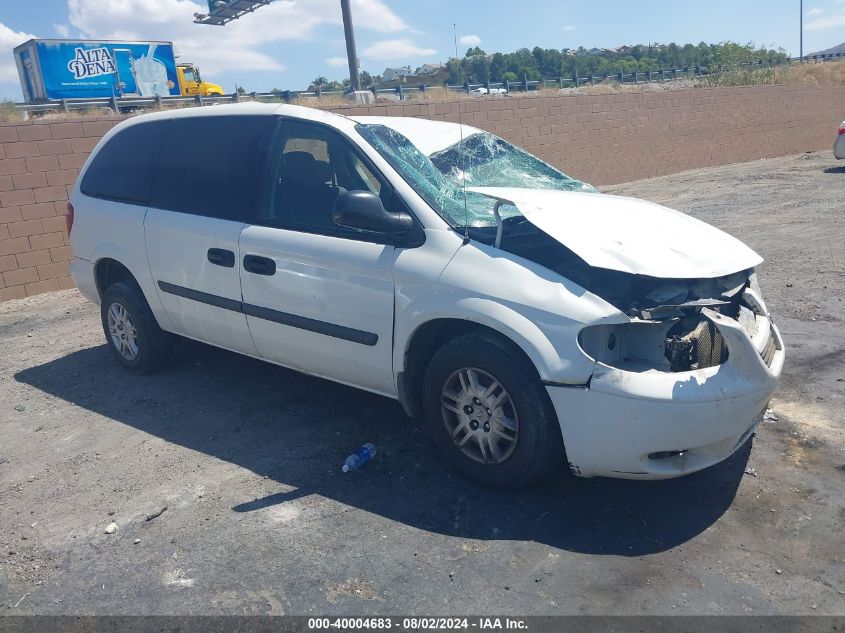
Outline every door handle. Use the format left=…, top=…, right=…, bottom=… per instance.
left=243, top=254, right=276, bottom=276
left=207, top=248, right=235, bottom=268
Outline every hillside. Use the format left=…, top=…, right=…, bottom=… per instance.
left=809, top=43, right=845, bottom=56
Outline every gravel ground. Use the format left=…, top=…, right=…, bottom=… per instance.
left=0, top=151, right=843, bottom=616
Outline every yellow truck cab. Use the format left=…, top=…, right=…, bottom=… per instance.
left=176, top=64, right=224, bottom=96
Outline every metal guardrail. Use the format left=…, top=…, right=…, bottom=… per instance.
left=9, top=52, right=844, bottom=114
left=445, top=53, right=845, bottom=94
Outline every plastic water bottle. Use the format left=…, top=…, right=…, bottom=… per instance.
left=342, top=443, right=376, bottom=473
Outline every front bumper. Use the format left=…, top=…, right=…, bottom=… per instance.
left=835, top=135, right=845, bottom=160
left=548, top=309, right=785, bottom=479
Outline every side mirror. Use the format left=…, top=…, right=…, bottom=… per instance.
left=332, top=191, right=414, bottom=239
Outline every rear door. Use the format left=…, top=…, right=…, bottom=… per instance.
left=238, top=120, right=398, bottom=396
left=111, top=48, right=134, bottom=96
left=145, top=115, right=274, bottom=356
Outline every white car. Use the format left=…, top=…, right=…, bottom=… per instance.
left=835, top=121, right=845, bottom=159
left=470, top=87, right=507, bottom=96
left=68, top=103, right=784, bottom=486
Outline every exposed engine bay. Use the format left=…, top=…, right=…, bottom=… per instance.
left=491, top=222, right=769, bottom=373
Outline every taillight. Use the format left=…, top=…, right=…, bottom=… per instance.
left=838, top=127, right=845, bottom=136
left=66, top=202, right=74, bottom=236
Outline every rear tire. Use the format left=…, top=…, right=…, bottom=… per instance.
left=100, top=281, right=171, bottom=374
left=422, top=331, right=564, bottom=488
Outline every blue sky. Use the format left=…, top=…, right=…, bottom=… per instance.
left=2, top=0, right=844, bottom=100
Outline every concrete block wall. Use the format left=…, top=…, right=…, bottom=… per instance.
left=0, top=116, right=122, bottom=302
left=1, top=84, right=843, bottom=302
left=333, top=85, right=845, bottom=186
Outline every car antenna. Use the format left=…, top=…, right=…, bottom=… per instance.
left=454, top=23, right=470, bottom=244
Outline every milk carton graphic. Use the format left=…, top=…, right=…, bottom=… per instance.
left=132, top=44, right=170, bottom=96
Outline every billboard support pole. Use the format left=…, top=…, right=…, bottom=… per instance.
left=340, top=0, right=360, bottom=91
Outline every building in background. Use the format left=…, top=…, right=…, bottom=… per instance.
left=381, top=65, right=412, bottom=82
left=415, top=63, right=443, bottom=76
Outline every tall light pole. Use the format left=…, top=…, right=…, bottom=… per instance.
left=800, top=0, right=804, bottom=61
left=340, top=0, right=360, bottom=91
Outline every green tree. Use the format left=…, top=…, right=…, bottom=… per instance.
left=467, top=53, right=491, bottom=83
left=446, top=58, right=462, bottom=84
left=489, top=52, right=507, bottom=82
left=302, top=40, right=789, bottom=89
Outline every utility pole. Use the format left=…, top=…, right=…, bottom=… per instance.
left=800, top=0, right=804, bottom=62
left=340, top=0, right=360, bottom=91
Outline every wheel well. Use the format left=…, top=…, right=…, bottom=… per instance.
left=400, top=319, right=536, bottom=418
left=94, top=258, right=136, bottom=298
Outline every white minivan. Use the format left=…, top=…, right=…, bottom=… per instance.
left=68, top=103, right=784, bottom=487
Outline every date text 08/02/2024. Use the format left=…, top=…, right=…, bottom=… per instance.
left=307, top=617, right=528, bottom=630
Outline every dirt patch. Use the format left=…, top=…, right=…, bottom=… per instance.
left=326, top=578, right=381, bottom=603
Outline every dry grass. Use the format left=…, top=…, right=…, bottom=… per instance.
left=559, top=78, right=704, bottom=95
left=785, top=60, right=845, bottom=86
left=0, top=100, right=25, bottom=122
left=700, top=66, right=788, bottom=87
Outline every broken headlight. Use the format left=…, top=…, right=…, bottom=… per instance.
left=579, top=313, right=729, bottom=374
left=664, top=315, right=728, bottom=371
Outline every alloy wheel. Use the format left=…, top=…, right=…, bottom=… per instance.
left=440, top=367, right=519, bottom=465
left=107, top=301, right=140, bottom=361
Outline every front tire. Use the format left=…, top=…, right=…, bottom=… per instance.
left=100, top=281, right=171, bottom=374
left=422, top=331, right=564, bottom=488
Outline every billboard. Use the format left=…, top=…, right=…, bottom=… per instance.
left=29, top=40, right=181, bottom=100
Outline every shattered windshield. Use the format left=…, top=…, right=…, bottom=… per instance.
left=356, top=124, right=597, bottom=230
left=356, top=123, right=519, bottom=228
left=430, top=132, right=596, bottom=193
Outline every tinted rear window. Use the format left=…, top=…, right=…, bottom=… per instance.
left=80, top=120, right=169, bottom=204
left=149, top=115, right=273, bottom=222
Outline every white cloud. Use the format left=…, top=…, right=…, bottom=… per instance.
left=54, top=23, right=71, bottom=38
left=805, top=10, right=845, bottom=29
left=562, top=25, right=577, bottom=32
left=807, top=7, right=824, bottom=15
left=362, top=38, right=437, bottom=61
left=459, top=34, right=481, bottom=47
left=326, top=56, right=348, bottom=67
left=351, top=0, right=407, bottom=32
left=0, top=21, right=37, bottom=83
left=66, top=0, right=408, bottom=76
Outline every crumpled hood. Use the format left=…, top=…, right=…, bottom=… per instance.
left=467, top=187, right=763, bottom=279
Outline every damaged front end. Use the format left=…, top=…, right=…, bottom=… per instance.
left=488, top=202, right=785, bottom=478
left=544, top=256, right=785, bottom=478
left=525, top=244, right=786, bottom=479
left=576, top=270, right=774, bottom=374
left=487, top=212, right=775, bottom=374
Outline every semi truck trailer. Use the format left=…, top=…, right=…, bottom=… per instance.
left=13, top=39, right=225, bottom=102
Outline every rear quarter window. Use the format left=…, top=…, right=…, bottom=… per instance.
left=149, top=115, right=274, bottom=222
left=80, top=120, right=170, bottom=204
